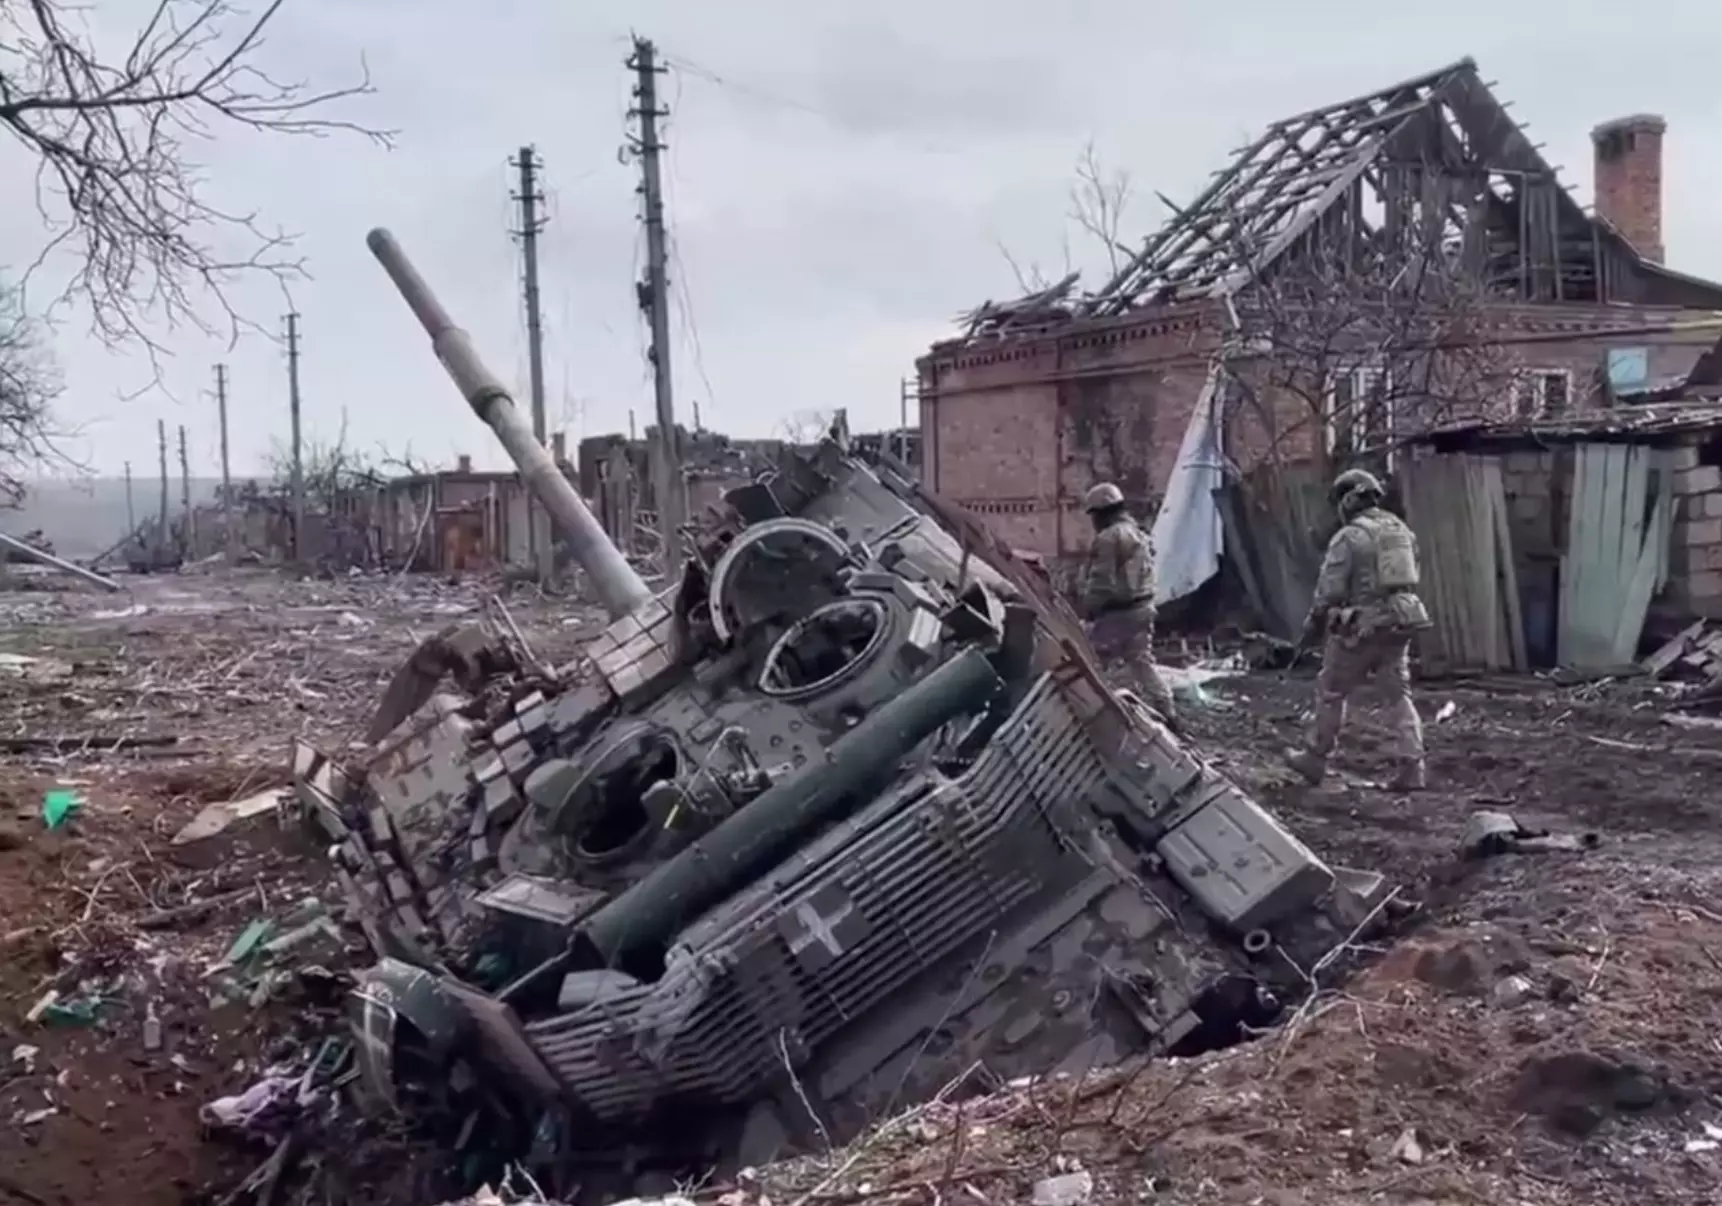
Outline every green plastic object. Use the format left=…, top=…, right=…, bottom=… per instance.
left=41, top=790, right=82, bottom=829
left=41, top=998, right=101, bottom=1025
left=223, top=918, right=275, bottom=966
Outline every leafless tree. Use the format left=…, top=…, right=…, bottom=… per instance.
left=266, top=413, right=379, bottom=508
left=0, top=0, right=390, bottom=350
left=0, top=279, right=67, bottom=506
left=994, top=238, right=1054, bottom=296
left=1068, top=140, right=1133, bottom=279
left=990, top=141, right=1131, bottom=299
left=261, top=411, right=389, bottom=563
left=377, top=443, right=430, bottom=477
left=1218, top=218, right=1520, bottom=485
left=774, top=407, right=837, bottom=448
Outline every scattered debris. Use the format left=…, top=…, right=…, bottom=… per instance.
left=172, top=786, right=287, bottom=845
left=1491, top=973, right=1535, bottom=1008
left=1459, top=810, right=1601, bottom=858
left=1685, top=1121, right=1722, bottom=1153
left=1161, top=654, right=1247, bottom=708
left=1032, top=1170, right=1094, bottom=1205
left=1388, top=1126, right=1425, bottom=1165
left=1642, top=617, right=1722, bottom=680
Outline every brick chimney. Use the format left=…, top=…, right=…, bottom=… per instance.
left=1591, top=113, right=1666, bottom=264
left=456, top=454, right=472, bottom=473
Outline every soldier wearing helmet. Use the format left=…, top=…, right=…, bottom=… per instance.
left=1286, top=467, right=1432, bottom=790
left=1079, top=482, right=1179, bottom=730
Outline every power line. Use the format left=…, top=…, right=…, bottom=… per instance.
left=658, top=118, right=719, bottom=423
left=661, top=53, right=831, bottom=124
left=660, top=50, right=966, bottom=157
left=667, top=234, right=718, bottom=423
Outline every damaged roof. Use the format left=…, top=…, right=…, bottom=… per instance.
left=951, top=58, right=1722, bottom=344
left=1413, top=402, right=1722, bottom=450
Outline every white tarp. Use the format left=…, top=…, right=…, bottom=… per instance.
left=1150, top=364, right=1227, bottom=605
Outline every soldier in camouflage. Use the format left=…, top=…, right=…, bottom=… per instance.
left=1080, top=482, right=1180, bottom=731
left=1287, top=468, right=1432, bottom=790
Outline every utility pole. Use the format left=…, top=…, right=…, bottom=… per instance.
left=899, top=377, right=919, bottom=479
left=285, top=312, right=305, bottom=563
left=899, top=378, right=910, bottom=464
left=156, top=420, right=169, bottom=561
left=177, top=424, right=192, bottom=557
left=628, top=36, right=686, bottom=577
left=216, top=364, right=234, bottom=559
left=123, top=462, right=136, bottom=534
left=512, top=145, right=553, bottom=583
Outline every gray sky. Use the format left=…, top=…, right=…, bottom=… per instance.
left=5, top=0, right=1721, bottom=481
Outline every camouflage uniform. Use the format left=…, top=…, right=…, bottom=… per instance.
left=1081, top=494, right=1179, bottom=728
left=1289, top=472, right=1431, bottom=789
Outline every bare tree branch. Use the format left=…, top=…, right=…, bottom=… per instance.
left=1067, top=139, right=1132, bottom=279
left=0, top=277, right=74, bottom=505
left=376, top=442, right=429, bottom=477
left=994, top=238, right=1048, bottom=295
left=986, top=140, right=1132, bottom=333
left=1217, top=194, right=1521, bottom=487
left=0, top=0, right=392, bottom=354
left=774, top=407, right=837, bottom=447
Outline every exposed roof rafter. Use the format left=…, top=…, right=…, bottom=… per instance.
left=944, top=58, right=1722, bottom=349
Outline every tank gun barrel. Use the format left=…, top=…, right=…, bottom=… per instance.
left=366, top=227, right=652, bottom=618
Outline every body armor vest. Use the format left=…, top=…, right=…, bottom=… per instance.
left=1347, top=511, right=1419, bottom=595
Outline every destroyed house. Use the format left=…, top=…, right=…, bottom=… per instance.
left=375, top=441, right=577, bottom=572
left=916, top=59, right=1722, bottom=564
left=578, top=424, right=923, bottom=556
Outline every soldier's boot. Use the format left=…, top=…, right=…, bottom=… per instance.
left=1389, top=758, right=1427, bottom=792
left=1139, top=670, right=1183, bottom=737
left=1286, top=748, right=1327, bottom=785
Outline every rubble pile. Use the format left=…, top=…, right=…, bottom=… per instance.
left=665, top=852, right=1722, bottom=1206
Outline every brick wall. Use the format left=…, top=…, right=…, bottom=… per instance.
left=1497, top=448, right=1561, bottom=554
left=1488, top=308, right=1713, bottom=409
left=919, top=306, right=1212, bottom=559
left=1492, top=440, right=1722, bottom=629
left=921, top=298, right=1715, bottom=562
left=1665, top=449, right=1722, bottom=617
left=1592, top=115, right=1666, bottom=265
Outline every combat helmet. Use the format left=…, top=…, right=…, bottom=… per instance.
left=1330, top=467, right=1385, bottom=506
left=1083, top=482, right=1125, bottom=512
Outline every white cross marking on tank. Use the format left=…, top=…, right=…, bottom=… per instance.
left=788, top=896, right=853, bottom=958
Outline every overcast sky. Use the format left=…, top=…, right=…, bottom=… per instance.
left=5, top=0, right=1721, bottom=482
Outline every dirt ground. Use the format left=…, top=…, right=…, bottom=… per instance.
left=0, top=567, right=601, bottom=1206
left=3, top=567, right=1720, bottom=1206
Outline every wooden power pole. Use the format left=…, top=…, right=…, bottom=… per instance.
left=156, top=420, right=169, bottom=560
left=123, top=462, right=136, bottom=534
left=512, top=145, right=552, bottom=583
left=628, top=36, right=686, bottom=577
left=177, top=425, right=192, bottom=556
left=216, top=364, right=234, bottom=558
left=285, top=312, right=305, bottom=562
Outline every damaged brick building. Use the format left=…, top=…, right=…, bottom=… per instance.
left=915, top=59, right=1722, bottom=562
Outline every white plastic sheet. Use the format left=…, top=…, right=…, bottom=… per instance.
left=1150, top=364, right=1226, bottom=605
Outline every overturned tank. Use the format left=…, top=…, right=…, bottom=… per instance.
left=292, top=229, right=1388, bottom=1200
